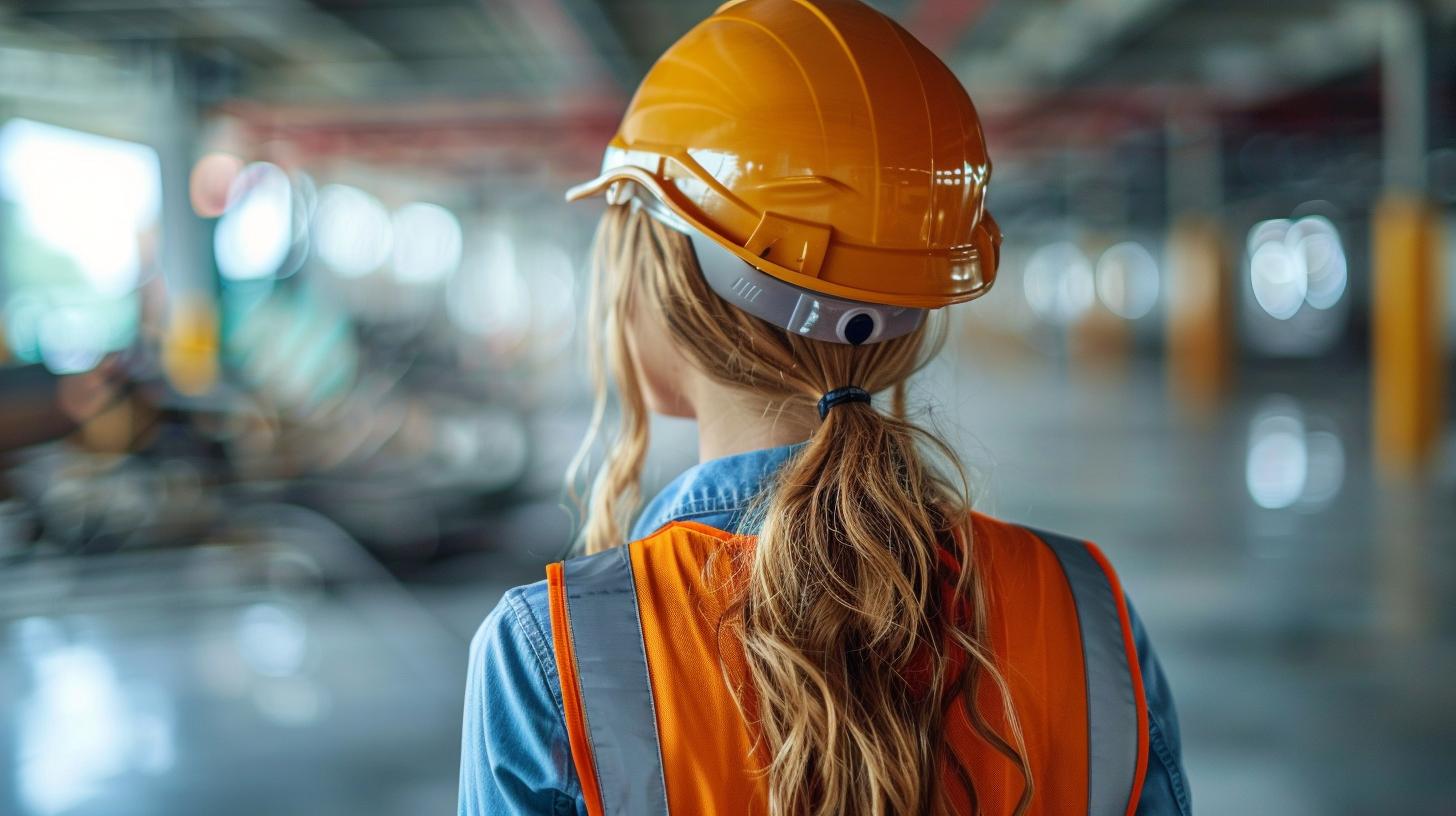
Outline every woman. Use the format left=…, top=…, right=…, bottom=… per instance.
left=459, top=1, right=1189, bottom=814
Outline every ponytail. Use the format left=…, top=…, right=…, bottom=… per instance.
left=577, top=204, right=1032, bottom=814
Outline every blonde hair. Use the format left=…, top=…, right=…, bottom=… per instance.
left=571, top=203, right=1032, bottom=815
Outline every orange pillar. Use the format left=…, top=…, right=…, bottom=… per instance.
left=1371, top=194, right=1445, bottom=477
left=1070, top=307, right=1132, bottom=376
left=162, top=294, right=221, bottom=396
left=1069, top=237, right=1133, bottom=379
left=1164, top=216, right=1233, bottom=415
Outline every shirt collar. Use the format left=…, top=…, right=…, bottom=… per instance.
left=628, top=442, right=804, bottom=540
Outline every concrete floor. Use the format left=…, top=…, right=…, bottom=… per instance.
left=2, top=346, right=1453, bottom=815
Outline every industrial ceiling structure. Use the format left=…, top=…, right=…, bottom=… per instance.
left=0, top=0, right=1453, bottom=261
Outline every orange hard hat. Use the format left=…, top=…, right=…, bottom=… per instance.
left=567, top=0, right=1001, bottom=311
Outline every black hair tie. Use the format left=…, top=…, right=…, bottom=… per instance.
left=817, top=386, right=872, bottom=420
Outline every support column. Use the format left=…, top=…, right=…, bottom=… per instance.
left=0, top=96, right=13, bottom=364
left=1164, top=113, right=1233, bottom=416
left=1372, top=0, right=1445, bottom=478
left=1070, top=147, right=1134, bottom=375
left=147, top=50, right=219, bottom=396
left=1372, top=197, right=1444, bottom=476
left=1165, top=216, right=1232, bottom=415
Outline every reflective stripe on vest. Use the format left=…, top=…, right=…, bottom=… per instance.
left=551, top=546, right=669, bottom=816
left=1028, top=527, right=1150, bottom=816
left=550, top=522, right=1146, bottom=815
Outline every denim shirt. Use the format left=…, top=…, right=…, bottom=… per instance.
left=459, top=445, right=1192, bottom=815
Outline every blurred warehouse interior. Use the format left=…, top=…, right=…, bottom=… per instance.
left=1, top=0, right=1454, bottom=814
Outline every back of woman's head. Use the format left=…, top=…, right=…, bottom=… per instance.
left=575, top=203, right=1032, bottom=815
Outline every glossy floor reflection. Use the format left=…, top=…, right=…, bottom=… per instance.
left=0, top=506, right=500, bottom=816
left=2, top=350, right=1453, bottom=815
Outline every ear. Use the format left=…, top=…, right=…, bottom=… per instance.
left=624, top=301, right=696, bottom=419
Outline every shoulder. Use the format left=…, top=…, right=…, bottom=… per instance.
left=461, top=580, right=584, bottom=814
left=468, top=579, right=562, bottom=719
left=967, top=512, right=1101, bottom=586
left=968, top=512, right=1126, bottom=580
left=473, top=579, right=551, bottom=654
left=966, top=513, right=1137, bottom=647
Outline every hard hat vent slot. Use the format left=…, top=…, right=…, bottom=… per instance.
left=745, top=210, right=829, bottom=278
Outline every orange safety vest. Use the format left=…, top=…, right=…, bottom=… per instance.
left=547, top=513, right=1149, bottom=815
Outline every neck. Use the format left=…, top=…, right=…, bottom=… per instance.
left=690, top=380, right=817, bottom=463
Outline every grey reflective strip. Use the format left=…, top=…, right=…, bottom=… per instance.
left=686, top=229, right=926, bottom=345
left=562, top=547, right=670, bottom=815
left=1026, top=527, right=1140, bottom=816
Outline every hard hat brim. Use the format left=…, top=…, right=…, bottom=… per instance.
left=566, top=162, right=998, bottom=310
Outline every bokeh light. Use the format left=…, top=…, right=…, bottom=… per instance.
left=1246, top=216, right=1348, bottom=320
left=1094, top=241, right=1160, bottom=320
left=1248, top=224, right=1306, bottom=320
left=36, top=306, right=107, bottom=374
left=523, top=244, right=579, bottom=357
left=449, top=230, right=530, bottom=343
left=313, top=184, right=392, bottom=278
left=1291, top=217, right=1347, bottom=310
left=390, top=202, right=463, bottom=285
left=1023, top=241, right=1095, bottom=324
left=189, top=152, right=244, bottom=218
left=1246, top=399, right=1308, bottom=509
left=235, top=603, right=308, bottom=678
left=215, top=162, right=293, bottom=282
left=1244, top=397, right=1347, bottom=511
